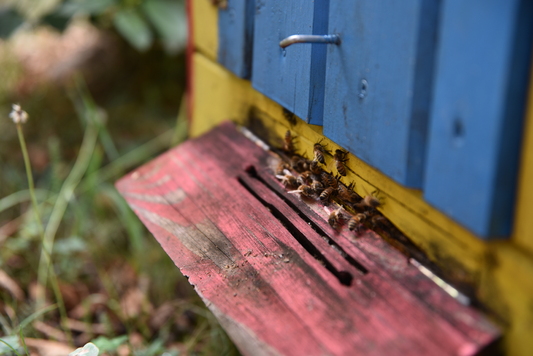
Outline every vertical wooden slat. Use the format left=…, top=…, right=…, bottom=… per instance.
left=323, top=0, right=440, bottom=188
left=252, top=0, right=328, bottom=125
left=218, top=0, right=255, bottom=79
left=423, top=0, right=533, bottom=238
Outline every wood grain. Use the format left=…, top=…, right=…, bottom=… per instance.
left=116, top=122, right=499, bottom=356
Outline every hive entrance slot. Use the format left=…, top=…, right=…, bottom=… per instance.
left=237, top=176, right=354, bottom=286
left=244, top=165, right=369, bottom=275
left=238, top=165, right=369, bottom=285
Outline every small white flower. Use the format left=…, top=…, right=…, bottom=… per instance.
left=9, top=103, right=29, bottom=124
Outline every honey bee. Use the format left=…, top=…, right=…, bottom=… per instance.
left=313, top=140, right=329, bottom=164
left=310, top=180, right=324, bottom=194
left=275, top=162, right=290, bottom=176
left=337, top=183, right=360, bottom=203
left=309, top=160, right=323, bottom=175
left=297, top=171, right=312, bottom=186
left=211, top=0, right=228, bottom=9
left=371, top=215, right=387, bottom=228
left=276, top=172, right=298, bottom=189
left=328, top=207, right=344, bottom=230
left=283, top=130, right=295, bottom=154
left=288, top=184, right=314, bottom=197
left=319, top=186, right=336, bottom=202
left=334, top=149, right=349, bottom=176
left=354, top=193, right=382, bottom=211
left=363, top=194, right=381, bottom=208
left=290, top=156, right=309, bottom=172
left=348, top=213, right=367, bottom=231
left=321, top=172, right=339, bottom=189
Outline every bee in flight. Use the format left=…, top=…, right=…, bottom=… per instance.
left=283, top=130, right=295, bottom=154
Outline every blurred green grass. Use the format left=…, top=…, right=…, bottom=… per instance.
left=0, top=22, right=240, bottom=356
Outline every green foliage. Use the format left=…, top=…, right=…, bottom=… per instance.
left=0, top=8, right=25, bottom=39
left=1, top=0, right=187, bottom=54
left=69, top=342, right=100, bottom=356
left=113, top=8, right=153, bottom=52
left=91, top=336, right=127, bottom=353
left=0, top=336, right=21, bottom=356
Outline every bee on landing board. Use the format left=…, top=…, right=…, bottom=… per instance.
left=319, top=186, right=337, bottom=202
left=371, top=215, right=387, bottom=228
left=288, top=184, right=314, bottom=198
left=310, top=180, right=324, bottom=194
left=275, top=162, right=290, bottom=176
left=297, top=171, right=312, bottom=186
left=291, top=156, right=310, bottom=173
left=328, top=207, right=344, bottom=230
left=348, top=213, right=367, bottom=232
left=309, top=160, right=323, bottom=176
left=276, top=172, right=298, bottom=189
left=337, top=183, right=360, bottom=204
left=321, top=172, right=339, bottom=189
left=334, top=149, right=349, bottom=176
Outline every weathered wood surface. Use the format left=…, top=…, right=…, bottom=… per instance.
left=116, top=121, right=499, bottom=356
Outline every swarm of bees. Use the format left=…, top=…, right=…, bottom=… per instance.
left=276, top=130, right=388, bottom=235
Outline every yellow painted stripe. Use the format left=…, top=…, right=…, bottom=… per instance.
left=191, top=0, right=218, bottom=61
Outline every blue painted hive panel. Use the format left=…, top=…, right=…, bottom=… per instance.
left=423, top=0, right=533, bottom=238
left=218, top=0, right=255, bottom=79
left=323, top=0, right=439, bottom=188
left=252, top=0, right=329, bottom=125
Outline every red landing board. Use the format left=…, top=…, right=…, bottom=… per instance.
left=116, top=121, right=499, bottom=356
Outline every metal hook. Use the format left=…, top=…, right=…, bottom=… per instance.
left=279, top=34, right=341, bottom=49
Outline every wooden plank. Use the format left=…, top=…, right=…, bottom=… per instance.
left=323, top=0, right=439, bottom=188
left=218, top=0, right=254, bottom=79
left=423, top=0, right=533, bottom=237
left=117, top=122, right=499, bottom=355
left=252, top=0, right=328, bottom=125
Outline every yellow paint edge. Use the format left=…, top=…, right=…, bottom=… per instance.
left=512, top=62, right=533, bottom=255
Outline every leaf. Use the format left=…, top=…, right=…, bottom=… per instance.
left=142, top=0, right=187, bottom=54
left=0, top=336, right=21, bottom=355
left=0, top=7, right=25, bottom=39
left=69, top=342, right=99, bottom=356
left=54, top=235, right=87, bottom=255
left=91, top=335, right=128, bottom=353
left=113, top=9, right=153, bottom=52
left=58, top=0, right=118, bottom=16
left=41, top=12, right=72, bottom=32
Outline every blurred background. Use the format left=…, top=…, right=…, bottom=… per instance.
left=0, top=1, right=239, bottom=355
